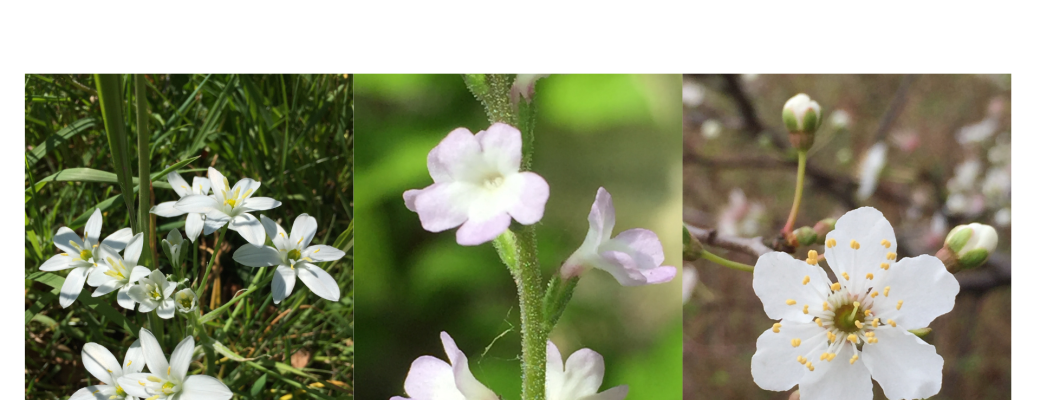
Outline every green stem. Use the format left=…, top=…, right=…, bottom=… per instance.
left=135, top=74, right=152, bottom=266
left=148, top=312, right=165, bottom=347
left=514, top=226, right=546, bottom=400
left=701, top=249, right=755, bottom=272
left=783, top=151, right=808, bottom=234
left=196, top=227, right=227, bottom=298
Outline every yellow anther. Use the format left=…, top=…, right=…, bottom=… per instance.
left=830, top=282, right=841, bottom=291
left=786, top=299, right=797, bottom=306
left=886, top=252, right=897, bottom=260
left=820, top=353, right=828, bottom=361
left=147, top=376, right=162, bottom=382
left=223, top=177, right=230, bottom=191
left=772, top=323, right=781, bottom=333
left=791, top=338, right=801, bottom=347
left=868, top=337, right=878, bottom=344
left=887, top=319, right=896, bottom=327
left=827, top=352, right=836, bottom=361
left=797, top=355, right=807, bottom=364
left=884, top=286, right=891, bottom=297
left=280, top=232, right=286, bottom=238
left=822, top=301, right=829, bottom=311
left=107, top=369, right=112, bottom=373
left=225, top=198, right=237, bottom=207
left=181, top=185, right=188, bottom=189
left=168, top=366, right=171, bottom=375
left=842, top=272, right=850, bottom=281
left=827, top=331, right=836, bottom=342
left=803, top=305, right=809, bottom=314
left=807, top=249, right=818, bottom=263
left=872, top=318, right=880, bottom=327
left=850, top=354, right=859, bottom=365
left=855, top=320, right=864, bottom=329
left=298, top=237, right=304, bottom=245
left=850, top=240, right=860, bottom=249
left=871, top=291, right=879, bottom=298
left=806, top=362, right=815, bottom=371
left=147, top=396, right=160, bottom=400
left=314, top=248, right=320, bottom=253
left=866, top=273, right=874, bottom=280
left=897, top=300, right=904, bottom=310
left=847, top=334, right=858, bottom=343
left=881, top=239, right=891, bottom=248
left=127, top=360, right=132, bottom=365
left=865, top=331, right=875, bottom=337
left=139, top=381, right=146, bottom=386
left=881, top=262, right=890, bottom=270
left=803, top=275, right=811, bottom=285
left=243, top=189, right=254, bottom=198
left=826, top=238, right=836, bottom=248
left=61, top=253, right=69, bottom=256
left=815, top=318, right=823, bottom=327
left=865, top=309, right=873, bottom=317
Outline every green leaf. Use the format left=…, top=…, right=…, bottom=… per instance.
left=27, top=272, right=138, bottom=336
left=250, top=373, right=267, bottom=397
left=29, top=156, right=201, bottom=196
left=26, top=117, right=97, bottom=167
left=95, top=74, right=138, bottom=231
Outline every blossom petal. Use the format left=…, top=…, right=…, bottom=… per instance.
left=128, top=286, right=154, bottom=310
left=233, top=245, right=282, bottom=267
left=456, top=213, right=511, bottom=246
left=505, top=172, right=549, bottom=225
left=185, top=212, right=204, bottom=243
left=861, top=327, right=943, bottom=400
left=82, top=343, right=121, bottom=385
left=297, top=263, right=341, bottom=302
left=53, top=226, right=85, bottom=255
left=101, top=227, right=134, bottom=251
left=168, top=171, right=191, bottom=197
left=428, top=127, right=481, bottom=183
left=546, top=340, right=566, bottom=397
left=117, top=373, right=156, bottom=398
left=244, top=197, right=281, bottom=212
left=272, top=266, right=297, bottom=304
left=116, top=285, right=136, bottom=310
left=474, top=123, right=522, bottom=173
left=91, top=278, right=122, bottom=297
left=124, top=338, right=145, bottom=374
left=204, top=216, right=226, bottom=235
left=192, top=176, right=211, bottom=195
left=229, top=213, right=266, bottom=247
left=750, top=320, right=826, bottom=391
left=413, top=182, right=475, bottom=233
left=824, top=206, right=897, bottom=295
left=138, top=328, right=170, bottom=380
left=612, top=228, right=665, bottom=267
left=180, top=375, right=233, bottom=400
left=582, top=386, right=629, bottom=400
left=231, top=178, right=262, bottom=201
left=169, top=335, right=195, bottom=382
left=260, top=214, right=290, bottom=250
left=594, top=251, right=650, bottom=286
left=85, top=208, right=103, bottom=246
left=403, top=189, right=423, bottom=212
left=870, top=255, right=959, bottom=330
left=588, top=188, right=616, bottom=244
left=401, top=355, right=458, bottom=399
left=174, top=195, right=222, bottom=216
left=207, top=167, right=231, bottom=202
left=560, top=347, right=608, bottom=399
left=128, top=266, right=151, bottom=284
left=290, top=214, right=318, bottom=249
left=59, top=267, right=90, bottom=308
left=40, top=253, right=75, bottom=271
left=302, top=244, right=345, bottom=262
left=157, top=300, right=176, bottom=319
left=440, top=332, right=498, bottom=400
left=122, top=233, right=144, bottom=266
left=70, top=385, right=114, bottom=400
left=151, top=201, right=187, bottom=217
left=798, top=342, right=873, bottom=400
left=752, top=252, right=831, bottom=323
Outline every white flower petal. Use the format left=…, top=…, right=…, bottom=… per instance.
left=610, top=228, right=665, bottom=267
left=168, top=171, right=191, bottom=198
left=233, top=245, right=282, bottom=267
left=151, top=201, right=187, bottom=217
left=824, top=206, right=897, bottom=295
left=124, top=339, right=145, bottom=374
left=403, top=188, right=423, bottom=212
left=581, top=385, right=629, bottom=400
left=413, top=182, right=476, bottom=233
left=157, top=300, right=176, bottom=319
left=302, top=244, right=345, bottom=262
left=40, top=253, right=75, bottom=271
left=750, top=320, right=826, bottom=391
left=427, top=127, right=482, bottom=183
left=505, top=172, right=549, bottom=225
left=192, top=176, right=211, bottom=195
left=169, top=335, right=195, bottom=382
left=128, top=266, right=151, bottom=283
left=53, top=226, right=85, bottom=255
left=70, top=385, right=114, bottom=400
left=587, top=188, right=616, bottom=245
left=870, top=255, right=959, bottom=330
left=260, top=215, right=290, bottom=250
left=117, top=373, right=157, bottom=398
left=85, top=208, right=103, bottom=246
left=400, top=355, right=460, bottom=399
left=229, top=213, right=266, bottom=247
left=243, top=197, right=281, bottom=212
left=289, top=214, right=318, bottom=249
left=185, top=212, right=204, bottom=243
left=861, top=327, right=943, bottom=400
left=474, top=123, right=522, bottom=174
left=455, top=213, right=512, bottom=246
left=59, top=267, right=90, bottom=308
left=440, top=332, right=498, bottom=400
left=548, top=343, right=607, bottom=399
left=207, top=167, right=231, bottom=202
left=752, top=252, right=831, bottom=323
left=546, top=340, right=566, bottom=398
left=272, top=266, right=297, bottom=304
left=128, top=285, right=152, bottom=309
left=86, top=263, right=114, bottom=287
left=101, top=227, right=134, bottom=251
left=174, top=195, right=222, bottom=216
left=116, top=285, right=136, bottom=310
left=82, top=343, right=121, bottom=385
left=91, top=279, right=122, bottom=297
left=296, top=263, right=341, bottom=302
left=179, top=375, right=233, bottom=400
left=231, top=178, right=262, bottom=201
left=122, top=233, right=144, bottom=266
left=798, top=342, right=873, bottom=400
left=203, top=216, right=227, bottom=235
left=138, top=329, right=171, bottom=380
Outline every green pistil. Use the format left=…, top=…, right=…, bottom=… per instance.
left=287, top=249, right=301, bottom=260
left=115, top=385, right=127, bottom=396
left=833, top=303, right=865, bottom=333
left=80, top=249, right=92, bottom=260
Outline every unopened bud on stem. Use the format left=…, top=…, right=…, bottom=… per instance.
left=793, top=226, right=817, bottom=247
left=782, top=93, right=822, bottom=151
left=813, top=218, right=836, bottom=245
left=684, top=225, right=704, bottom=261
left=936, top=223, right=998, bottom=273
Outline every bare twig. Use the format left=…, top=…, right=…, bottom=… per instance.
left=685, top=223, right=772, bottom=258
left=872, top=75, right=917, bottom=143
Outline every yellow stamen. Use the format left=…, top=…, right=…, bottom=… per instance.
left=865, top=309, right=873, bottom=317
left=797, top=355, right=807, bottom=364
left=791, top=338, right=801, bottom=347
left=847, top=334, right=858, bottom=343
left=880, top=262, right=890, bottom=270
left=855, top=320, right=864, bottom=329
left=827, top=331, right=836, bottom=342
left=850, top=354, right=859, bottom=365
left=872, top=318, right=880, bottom=327
left=841, top=272, right=850, bottom=280
left=868, top=337, right=878, bottom=344
left=884, top=286, right=891, bottom=297
left=147, top=376, right=162, bottom=382
left=803, top=305, right=809, bottom=314
left=772, top=323, right=782, bottom=333
left=815, top=318, right=823, bottom=327
left=826, top=238, right=836, bottom=248
left=897, top=300, right=904, bottom=310
left=850, top=240, right=860, bottom=249
left=866, top=273, right=874, bottom=280
left=886, top=252, right=897, bottom=260
left=807, top=250, right=818, bottom=265
left=806, top=362, right=815, bottom=371
left=888, top=319, right=896, bottom=327
left=830, top=282, right=841, bottom=291
left=822, top=301, right=829, bottom=311
left=871, top=291, right=879, bottom=298
left=803, top=275, right=810, bottom=285
left=786, top=299, right=797, bottom=305
left=827, top=353, right=836, bottom=361
left=881, top=239, right=891, bottom=248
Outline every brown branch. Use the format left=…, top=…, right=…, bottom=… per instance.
left=684, top=223, right=772, bottom=257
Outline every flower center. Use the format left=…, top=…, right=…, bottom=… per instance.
left=162, top=381, right=177, bottom=394
left=287, top=249, right=302, bottom=261
left=115, top=385, right=127, bottom=396
left=146, top=284, right=163, bottom=301
left=79, top=249, right=92, bottom=260
left=177, top=293, right=193, bottom=309
left=832, top=303, right=865, bottom=333
left=483, top=174, right=505, bottom=190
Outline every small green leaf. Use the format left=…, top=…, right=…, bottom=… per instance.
left=250, top=373, right=267, bottom=397
left=26, top=117, right=97, bottom=167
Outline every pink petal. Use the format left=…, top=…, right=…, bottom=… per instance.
left=413, top=183, right=474, bottom=233
left=427, top=128, right=480, bottom=183
left=474, top=123, right=522, bottom=173
left=612, top=228, right=665, bottom=266
left=588, top=188, right=616, bottom=244
left=456, top=213, right=512, bottom=246
left=506, top=172, right=550, bottom=225
left=403, top=188, right=424, bottom=212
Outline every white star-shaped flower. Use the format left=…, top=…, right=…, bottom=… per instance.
left=118, top=329, right=232, bottom=400
left=150, top=171, right=212, bottom=242
left=88, top=233, right=152, bottom=310
left=69, top=340, right=144, bottom=400
left=39, top=208, right=134, bottom=308
left=173, top=167, right=282, bottom=247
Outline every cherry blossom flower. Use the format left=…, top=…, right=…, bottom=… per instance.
left=118, top=329, right=232, bottom=400
left=69, top=340, right=144, bottom=400
left=128, top=270, right=177, bottom=319
left=88, top=233, right=152, bottom=310
left=390, top=332, right=498, bottom=400
left=751, top=207, right=958, bottom=400
left=404, top=123, right=549, bottom=246
left=39, top=208, right=134, bottom=308
left=173, top=167, right=282, bottom=247
left=546, top=340, right=628, bottom=400
left=560, top=187, right=675, bottom=286
left=232, top=214, right=344, bottom=304
left=150, top=171, right=211, bottom=242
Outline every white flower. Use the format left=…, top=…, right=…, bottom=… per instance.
left=856, top=142, right=887, bottom=201
left=162, top=229, right=184, bottom=267
left=150, top=171, right=212, bottom=243
left=546, top=340, right=628, bottom=400
left=232, top=214, right=344, bottom=304
left=782, top=94, right=822, bottom=134
left=172, top=167, right=282, bottom=247
left=403, top=123, right=550, bottom=246
left=390, top=332, right=498, bottom=400
left=69, top=340, right=144, bottom=400
left=129, top=270, right=177, bottom=319
left=118, top=329, right=232, bottom=400
left=39, top=208, right=134, bottom=308
left=560, top=187, right=676, bottom=286
left=751, top=207, right=959, bottom=400
left=88, top=233, right=152, bottom=310
left=943, top=223, right=998, bottom=270
left=174, top=288, right=198, bottom=313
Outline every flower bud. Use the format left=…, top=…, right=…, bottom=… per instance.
left=812, top=218, right=836, bottom=244
left=937, top=223, right=998, bottom=272
left=174, top=288, right=197, bottom=313
left=782, top=93, right=822, bottom=151
left=683, top=225, right=704, bottom=261
left=162, top=229, right=184, bottom=268
left=793, top=226, right=817, bottom=247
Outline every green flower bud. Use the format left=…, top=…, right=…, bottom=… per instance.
left=782, top=93, right=822, bottom=151
left=793, top=226, right=817, bottom=247
left=939, top=223, right=998, bottom=272
left=813, top=218, right=836, bottom=245
left=683, top=225, right=704, bottom=261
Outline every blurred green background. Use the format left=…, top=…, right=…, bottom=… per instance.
left=25, top=74, right=354, bottom=399
left=682, top=74, right=1011, bottom=399
left=354, top=74, right=682, bottom=400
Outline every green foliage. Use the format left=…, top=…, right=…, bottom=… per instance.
left=25, top=74, right=353, bottom=399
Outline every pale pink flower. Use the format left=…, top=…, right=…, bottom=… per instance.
left=391, top=332, right=498, bottom=400
left=546, top=340, right=628, bottom=400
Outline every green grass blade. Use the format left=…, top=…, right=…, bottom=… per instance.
left=26, top=117, right=97, bottom=167
left=135, top=75, right=153, bottom=266
left=94, top=74, right=137, bottom=231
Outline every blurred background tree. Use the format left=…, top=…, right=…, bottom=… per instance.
left=682, top=74, right=1011, bottom=399
left=355, top=74, right=682, bottom=400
